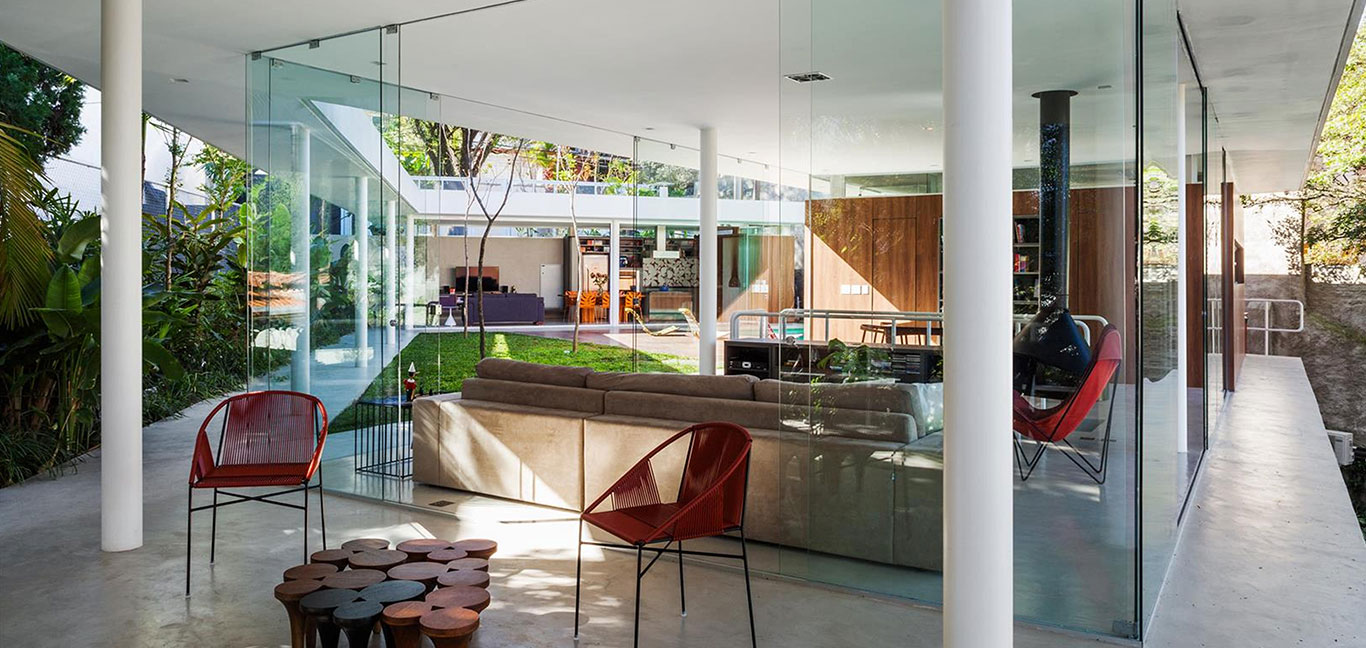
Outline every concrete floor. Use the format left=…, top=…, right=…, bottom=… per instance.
left=0, top=398, right=1121, bottom=648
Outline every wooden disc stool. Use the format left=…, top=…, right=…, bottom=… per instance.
left=341, top=538, right=390, bottom=551
left=298, top=588, right=360, bottom=648
left=396, top=538, right=453, bottom=563
left=437, top=569, right=490, bottom=589
left=333, top=600, right=384, bottom=648
left=426, top=548, right=468, bottom=563
left=274, top=579, right=323, bottom=648
left=284, top=562, right=338, bottom=581
left=426, top=585, right=490, bottom=613
left=349, top=549, right=408, bottom=571
left=382, top=601, right=435, bottom=648
left=452, top=539, right=497, bottom=560
left=420, top=607, right=480, bottom=648
left=388, top=562, right=449, bottom=593
left=360, top=579, right=427, bottom=605
left=309, top=549, right=355, bottom=570
left=445, top=557, right=489, bottom=572
left=320, top=568, right=386, bottom=591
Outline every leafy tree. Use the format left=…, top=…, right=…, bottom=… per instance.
left=0, top=44, right=85, bottom=162
left=1300, top=23, right=1366, bottom=268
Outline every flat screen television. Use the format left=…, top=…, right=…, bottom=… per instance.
left=453, top=276, right=499, bottom=293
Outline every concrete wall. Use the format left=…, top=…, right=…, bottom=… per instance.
left=420, top=235, right=564, bottom=300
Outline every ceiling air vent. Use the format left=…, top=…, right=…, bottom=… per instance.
left=785, top=72, right=831, bottom=83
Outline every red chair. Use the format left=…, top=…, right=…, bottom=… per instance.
left=574, top=422, right=755, bottom=648
left=186, top=391, right=329, bottom=595
left=1013, top=325, right=1122, bottom=483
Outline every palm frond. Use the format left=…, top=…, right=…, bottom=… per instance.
left=0, top=123, right=54, bottom=328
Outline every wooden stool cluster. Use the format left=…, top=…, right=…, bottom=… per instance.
left=275, top=536, right=499, bottom=648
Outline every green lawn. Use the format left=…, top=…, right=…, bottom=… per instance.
left=331, top=331, right=696, bottom=432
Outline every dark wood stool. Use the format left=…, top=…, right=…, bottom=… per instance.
left=445, top=557, right=489, bottom=572
left=333, top=600, right=384, bottom=648
left=419, top=607, right=480, bottom=648
left=275, top=579, right=324, bottom=648
left=360, top=579, right=427, bottom=605
left=451, top=539, right=497, bottom=560
left=382, top=601, right=434, bottom=648
left=437, top=570, right=490, bottom=589
left=309, top=549, right=355, bottom=569
left=426, top=585, right=490, bottom=613
left=298, top=588, right=360, bottom=648
left=284, top=562, right=338, bottom=581
left=320, top=568, right=386, bottom=591
left=426, top=548, right=468, bottom=563
left=349, top=549, right=408, bottom=571
left=396, top=538, right=453, bottom=563
left=342, top=538, right=390, bottom=552
left=388, top=562, right=449, bottom=592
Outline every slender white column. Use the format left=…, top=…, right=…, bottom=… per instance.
left=100, top=0, right=143, bottom=553
left=1175, top=82, right=1189, bottom=453
left=355, top=178, right=370, bottom=368
left=290, top=126, right=311, bottom=394
left=942, top=0, right=1013, bottom=645
left=698, top=128, right=719, bottom=374
left=385, top=200, right=398, bottom=346
left=656, top=224, right=667, bottom=252
left=404, top=212, right=416, bottom=331
left=608, top=219, right=621, bottom=326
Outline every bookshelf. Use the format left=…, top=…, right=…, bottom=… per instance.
left=1013, top=214, right=1041, bottom=314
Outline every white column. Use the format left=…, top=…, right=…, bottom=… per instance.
left=355, top=178, right=370, bottom=368
left=698, top=128, right=719, bottom=374
left=290, top=126, right=311, bottom=394
left=656, top=224, right=667, bottom=252
left=385, top=199, right=398, bottom=346
left=609, top=220, right=621, bottom=326
left=1175, top=82, right=1189, bottom=452
left=942, top=0, right=1013, bottom=645
left=101, top=0, right=143, bottom=553
left=404, top=212, right=416, bottom=331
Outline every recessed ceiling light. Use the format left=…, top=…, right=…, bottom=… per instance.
left=171, top=77, right=190, bottom=84
left=643, top=127, right=655, bottom=131
left=785, top=72, right=831, bottom=83
left=1098, top=84, right=1113, bottom=90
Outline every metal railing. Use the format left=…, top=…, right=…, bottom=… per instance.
left=1245, top=297, right=1304, bottom=355
left=728, top=308, right=1109, bottom=345
left=410, top=175, right=671, bottom=197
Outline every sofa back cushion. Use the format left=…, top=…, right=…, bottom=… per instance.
left=474, top=358, right=594, bottom=388
left=603, top=391, right=776, bottom=431
left=461, top=377, right=604, bottom=414
left=907, top=382, right=944, bottom=435
left=754, top=379, right=915, bottom=415
left=587, top=371, right=758, bottom=400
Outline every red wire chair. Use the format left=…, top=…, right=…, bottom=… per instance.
left=185, top=390, right=329, bottom=595
left=574, top=422, right=755, bottom=648
left=1013, top=324, right=1123, bottom=483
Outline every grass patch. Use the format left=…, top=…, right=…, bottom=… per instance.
left=330, top=332, right=696, bottom=432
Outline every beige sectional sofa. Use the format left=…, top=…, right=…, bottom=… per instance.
left=412, top=358, right=946, bottom=571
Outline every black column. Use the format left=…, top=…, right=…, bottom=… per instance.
left=1033, top=89, right=1077, bottom=309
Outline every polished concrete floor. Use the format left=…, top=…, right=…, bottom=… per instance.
left=0, top=397, right=1123, bottom=648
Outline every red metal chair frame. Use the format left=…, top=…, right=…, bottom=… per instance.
left=185, top=390, right=329, bottom=595
left=1012, top=325, right=1122, bottom=483
left=573, top=422, right=755, bottom=648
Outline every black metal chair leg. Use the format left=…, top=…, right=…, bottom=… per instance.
left=316, top=469, right=327, bottom=550
left=574, top=519, right=583, bottom=640
left=210, top=488, right=219, bottom=563
left=678, top=539, right=686, bottom=617
left=741, top=528, right=756, bottom=648
left=303, top=481, right=310, bottom=563
left=634, top=545, right=643, bottom=648
left=185, top=484, right=193, bottom=597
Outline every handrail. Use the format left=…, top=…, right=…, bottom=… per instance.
left=1244, top=297, right=1304, bottom=355
left=409, top=175, right=670, bottom=197
left=727, top=308, right=1109, bottom=346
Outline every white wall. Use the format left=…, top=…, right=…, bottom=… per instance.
left=422, top=235, right=564, bottom=300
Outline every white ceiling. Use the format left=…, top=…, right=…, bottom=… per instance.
left=0, top=0, right=1360, bottom=193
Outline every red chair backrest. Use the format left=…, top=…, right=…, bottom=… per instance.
left=213, top=391, right=325, bottom=466
left=1015, top=325, right=1122, bottom=443
left=678, top=422, right=752, bottom=532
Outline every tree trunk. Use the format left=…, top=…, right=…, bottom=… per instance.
left=476, top=229, right=491, bottom=358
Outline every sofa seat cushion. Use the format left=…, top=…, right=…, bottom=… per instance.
left=602, top=390, right=777, bottom=431
left=755, top=379, right=916, bottom=414
left=461, top=377, right=604, bottom=414
left=587, top=371, right=758, bottom=400
left=474, top=357, right=594, bottom=388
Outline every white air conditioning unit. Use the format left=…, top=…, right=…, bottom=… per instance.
left=1327, top=430, right=1354, bottom=466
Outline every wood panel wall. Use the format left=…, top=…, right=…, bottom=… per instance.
left=1186, top=183, right=1205, bottom=388
left=1223, top=181, right=1245, bottom=389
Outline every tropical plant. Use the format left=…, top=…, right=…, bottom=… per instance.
left=0, top=122, right=53, bottom=327
left=0, top=44, right=85, bottom=162
left=817, top=338, right=890, bottom=383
